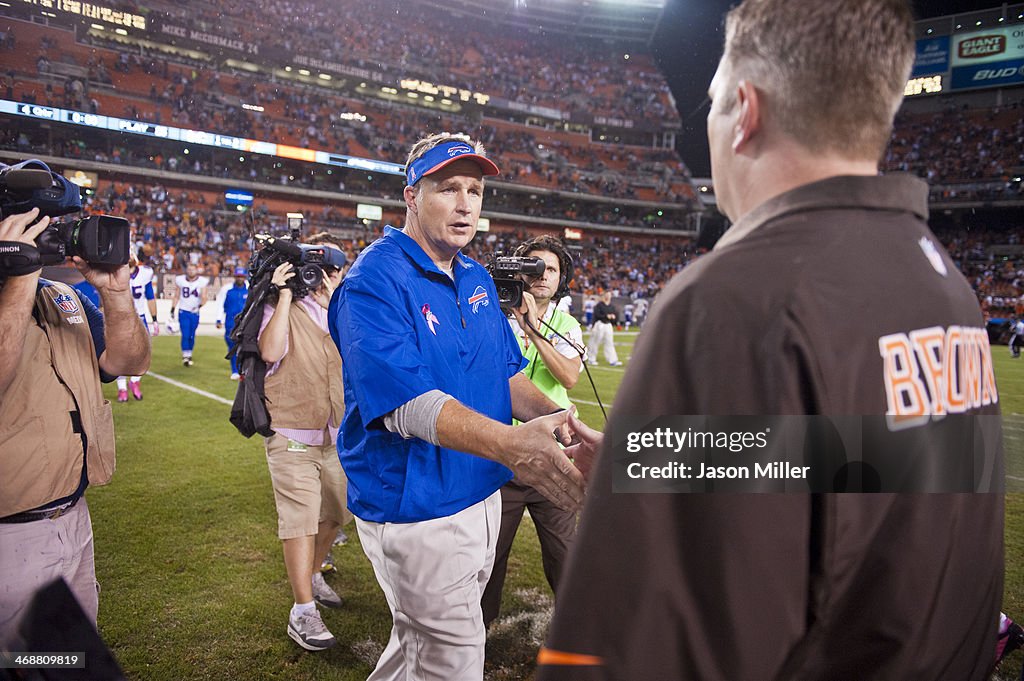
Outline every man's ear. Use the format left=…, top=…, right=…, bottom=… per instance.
left=733, top=79, right=762, bottom=153
left=403, top=184, right=419, bottom=213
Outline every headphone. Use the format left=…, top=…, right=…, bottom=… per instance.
left=513, top=235, right=575, bottom=300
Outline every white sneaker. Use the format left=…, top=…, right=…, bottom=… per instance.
left=312, top=572, right=343, bottom=609
left=287, top=608, right=336, bottom=651
left=230, top=372, right=240, bottom=380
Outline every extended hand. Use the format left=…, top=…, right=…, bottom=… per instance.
left=507, top=410, right=584, bottom=512
left=563, top=405, right=602, bottom=482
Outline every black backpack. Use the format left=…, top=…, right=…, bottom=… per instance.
left=228, top=276, right=275, bottom=438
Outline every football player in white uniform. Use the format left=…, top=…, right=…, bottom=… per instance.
left=171, top=263, right=208, bottom=367
left=118, top=252, right=158, bottom=402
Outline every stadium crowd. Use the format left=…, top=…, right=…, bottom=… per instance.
left=2, top=17, right=694, bottom=206
left=142, top=0, right=681, bottom=128
left=75, top=179, right=692, bottom=303
left=75, top=177, right=1024, bottom=321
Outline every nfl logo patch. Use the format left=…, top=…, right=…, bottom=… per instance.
left=53, top=292, right=80, bottom=314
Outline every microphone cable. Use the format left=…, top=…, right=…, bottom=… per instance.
left=521, top=314, right=608, bottom=424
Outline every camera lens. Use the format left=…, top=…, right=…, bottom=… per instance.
left=299, top=264, right=322, bottom=289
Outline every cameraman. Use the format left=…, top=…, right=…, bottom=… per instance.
left=481, top=235, right=584, bottom=627
left=0, top=207, right=151, bottom=646
left=257, top=232, right=350, bottom=651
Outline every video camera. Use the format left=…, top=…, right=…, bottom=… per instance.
left=249, top=231, right=347, bottom=299
left=0, top=159, right=130, bottom=275
left=486, top=254, right=545, bottom=309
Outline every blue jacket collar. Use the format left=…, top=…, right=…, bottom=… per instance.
left=383, top=226, right=474, bottom=278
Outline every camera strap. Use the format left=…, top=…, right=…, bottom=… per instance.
left=0, top=241, right=43, bottom=276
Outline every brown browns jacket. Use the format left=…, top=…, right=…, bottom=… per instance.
left=539, top=175, right=1003, bottom=681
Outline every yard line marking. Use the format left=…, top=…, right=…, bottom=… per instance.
left=584, top=365, right=627, bottom=372
left=1008, top=475, right=1024, bottom=482
left=147, top=371, right=233, bottom=406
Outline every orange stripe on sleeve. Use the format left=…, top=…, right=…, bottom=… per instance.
left=537, top=646, right=605, bottom=666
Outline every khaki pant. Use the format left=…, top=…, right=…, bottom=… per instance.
left=0, top=499, right=97, bottom=648
left=264, top=433, right=351, bottom=540
left=357, top=490, right=501, bottom=681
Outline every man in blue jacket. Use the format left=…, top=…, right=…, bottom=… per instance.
left=217, top=266, right=248, bottom=380
left=330, top=132, right=593, bottom=680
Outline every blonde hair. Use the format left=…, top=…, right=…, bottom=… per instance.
left=723, top=0, right=914, bottom=161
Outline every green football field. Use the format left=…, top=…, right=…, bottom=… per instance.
left=88, top=332, right=1024, bottom=680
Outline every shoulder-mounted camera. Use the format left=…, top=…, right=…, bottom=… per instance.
left=486, top=254, right=545, bottom=309
left=250, top=232, right=347, bottom=299
left=0, top=159, right=129, bottom=276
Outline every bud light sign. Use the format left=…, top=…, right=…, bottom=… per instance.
left=951, top=58, right=1024, bottom=90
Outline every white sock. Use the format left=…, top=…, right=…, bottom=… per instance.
left=130, top=377, right=141, bottom=384
left=291, top=601, right=316, bottom=619
left=116, top=377, right=127, bottom=390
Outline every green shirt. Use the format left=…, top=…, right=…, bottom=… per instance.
left=510, top=306, right=584, bottom=409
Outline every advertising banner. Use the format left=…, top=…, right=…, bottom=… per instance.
left=951, top=58, right=1024, bottom=90
left=912, top=36, right=950, bottom=77
left=951, top=26, right=1024, bottom=66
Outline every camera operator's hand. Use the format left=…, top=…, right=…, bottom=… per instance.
left=0, top=207, right=50, bottom=281
left=271, top=262, right=295, bottom=299
left=0, top=209, right=53, bottom=393
left=512, top=290, right=541, bottom=336
left=0, top=207, right=51, bottom=247
left=309, top=269, right=336, bottom=310
left=73, top=256, right=130, bottom=294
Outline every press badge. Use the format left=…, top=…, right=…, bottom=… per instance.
left=287, top=439, right=308, bottom=453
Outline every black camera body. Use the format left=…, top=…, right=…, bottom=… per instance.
left=0, top=159, right=130, bottom=274
left=487, top=254, right=545, bottom=309
left=250, top=233, right=347, bottom=299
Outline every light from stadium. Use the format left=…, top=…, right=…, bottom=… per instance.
left=905, top=75, right=944, bottom=96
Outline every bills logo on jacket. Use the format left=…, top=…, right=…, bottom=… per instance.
left=468, top=286, right=489, bottom=313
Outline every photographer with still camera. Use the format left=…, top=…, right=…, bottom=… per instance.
left=0, top=160, right=150, bottom=647
left=255, top=231, right=352, bottom=652
left=481, top=235, right=585, bottom=627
